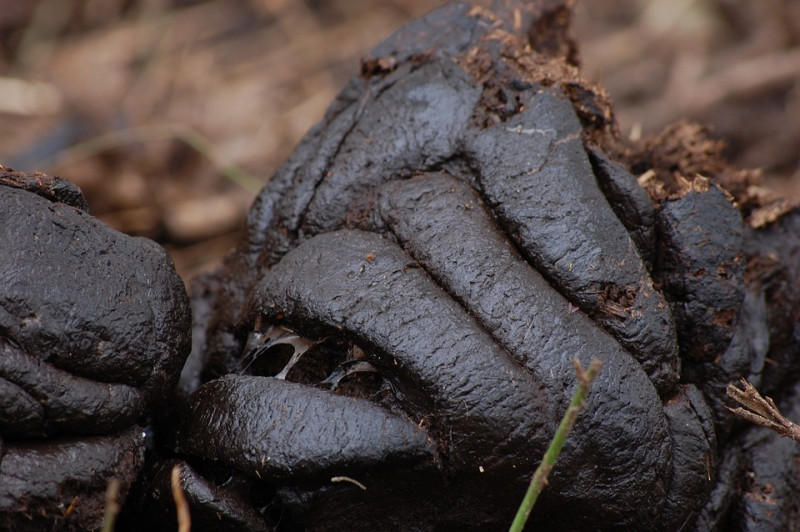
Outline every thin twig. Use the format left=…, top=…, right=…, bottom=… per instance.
left=101, top=478, right=121, bottom=532
left=726, top=378, right=800, bottom=444
left=170, top=465, right=191, bottom=532
left=509, top=358, right=603, bottom=532
left=331, top=476, right=368, bottom=490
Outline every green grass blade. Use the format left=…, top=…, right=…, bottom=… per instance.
left=509, top=358, right=603, bottom=532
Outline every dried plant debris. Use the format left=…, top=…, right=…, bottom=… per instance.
left=727, top=379, right=800, bottom=444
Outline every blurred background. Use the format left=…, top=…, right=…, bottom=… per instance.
left=1, top=0, right=798, bottom=279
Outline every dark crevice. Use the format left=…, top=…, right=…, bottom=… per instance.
left=377, top=215, right=533, bottom=384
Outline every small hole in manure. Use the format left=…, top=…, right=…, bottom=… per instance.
left=245, top=344, right=295, bottom=377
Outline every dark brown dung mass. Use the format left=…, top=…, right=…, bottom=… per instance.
left=2, top=1, right=800, bottom=531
